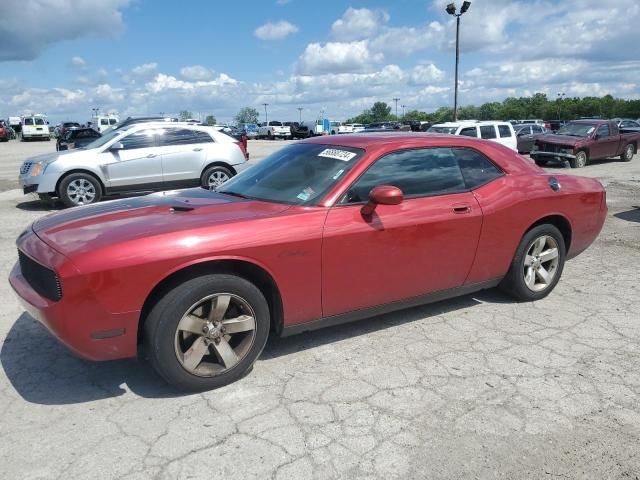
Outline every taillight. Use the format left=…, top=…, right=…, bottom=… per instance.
left=235, top=141, right=249, bottom=160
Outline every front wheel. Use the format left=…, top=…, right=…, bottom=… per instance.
left=143, top=274, right=270, bottom=391
left=500, top=224, right=566, bottom=301
left=620, top=144, right=634, bottom=162
left=201, top=165, right=233, bottom=190
left=569, top=150, right=588, bottom=168
left=59, top=173, right=102, bottom=207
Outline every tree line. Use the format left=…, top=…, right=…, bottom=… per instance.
left=345, top=94, right=640, bottom=124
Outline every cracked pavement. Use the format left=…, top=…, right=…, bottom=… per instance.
left=1, top=141, right=639, bottom=479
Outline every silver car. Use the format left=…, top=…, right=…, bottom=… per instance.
left=19, top=123, right=249, bottom=207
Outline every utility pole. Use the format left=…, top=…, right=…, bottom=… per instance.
left=393, top=97, right=400, bottom=118
left=401, top=104, right=406, bottom=118
left=297, top=107, right=303, bottom=123
left=556, top=92, right=565, bottom=120
left=446, top=2, right=471, bottom=121
left=263, top=103, right=269, bottom=124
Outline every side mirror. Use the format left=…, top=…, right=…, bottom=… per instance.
left=110, top=141, right=124, bottom=151
left=361, top=185, right=403, bottom=216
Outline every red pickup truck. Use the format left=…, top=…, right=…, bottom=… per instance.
left=530, top=119, right=639, bottom=168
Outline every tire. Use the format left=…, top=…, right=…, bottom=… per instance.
left=267, top=131, right=273, bottom=140
left=569, top=150, right=588, bottom=168
left=58, top=172, right=102, bottom=207
left=201, top=164, right=233, bottom=190
left=500, top=224, right=566, bottom=301
left=620, top=144, right=634, bottom=162
left=534, top=158, right=548, bottom=167
left=143, top=274, right=270, bottom=391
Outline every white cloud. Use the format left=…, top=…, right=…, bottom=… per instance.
left=70, top=56, right=86, bottom=67
left=130, top=63, right=158, bottom=76
left=410, top=64, right=445, bottom=85
left=0, top=0, right=130, bottom=61
left=180, top=65, right=214, bottom=81
left=254, top=20, right=299, bottom=41
left=296, top=41, right=384, bottom=75
left=331, top=8, right=389, bottom=41
left=370, top=21, right=444, bottom=56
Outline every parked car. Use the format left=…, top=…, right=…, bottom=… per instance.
left=9, top=133, right=607, bottom=390
left=520, top=119, right=544, bottom=125
left=543, top=120, right=567, bottom=132
left=531, top=119, right=640, bottom=168
left=429, top=121, right=517, bottom=151
left=55, top=122, right=81, bottom=139
left=19, top=122, right=249, bottom=207
left=283, top=122, right=310, bottom=139
left=21, top=115, right=50, bottom=141
left=56, top=127, right=102, bottom=151
left=0, top=120, right=10, bottom=142
left=612, top=118, right=640, bottom=132
left=257, top=121, right=291, bottom=140
left=8, top=116, right=21, bottom=135
left=93, top=115, right=119, bottom=133
left=515, top=124, right=547, bottom=154
left=344, top=123, right=365, bottom=133
left=237, top=123, right=258, bottom=139
left=212, top=125, right=248, bottom=154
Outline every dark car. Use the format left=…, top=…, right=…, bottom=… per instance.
left=543, top=120, right=567, bottom=132
left=56, top=128, right=102, bottom=151
left=515, top=124, right=547, bottom=154
left=283, top=121, right=310, bottom=139
left=0, top=120, right=10, bottom=142
left=613, top=118, right=640, bottom=133
left=57, top=122, right=81, bottom=138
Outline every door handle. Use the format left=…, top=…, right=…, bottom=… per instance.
left=146, top=153, right=157, bottom=158
left=193, top=147, right=203, bottom=152
left=453, top=204, right=472, bottom=214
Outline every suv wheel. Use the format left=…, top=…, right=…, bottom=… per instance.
left=201, top=165, right=233, bottom=190
left=143, top=274, right=270, bottom=391
left=620, top=144, right=634, bottom=162
left=569, top=150, right=588, bottom=168
left=59, top=173, right=102, bottom=207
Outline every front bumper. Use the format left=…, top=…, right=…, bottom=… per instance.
left=19, top=169, right=60, bottom=194
left=9, top=234, right=139, bottom=361
left=531, top=150, right=576, bottom=162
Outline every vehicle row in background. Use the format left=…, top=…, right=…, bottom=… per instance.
left=428, top=121, right=517, bottom=151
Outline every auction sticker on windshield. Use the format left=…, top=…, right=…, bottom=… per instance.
left=318, top=148, right=357, bottom=162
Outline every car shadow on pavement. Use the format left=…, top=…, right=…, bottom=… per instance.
left=15, top=198, right=63, bottom=212
left=2, top=290, right=512, bottom=404
left=614, top=206, right=640, bottom=223
left=0, top=313, right=183, bottom=405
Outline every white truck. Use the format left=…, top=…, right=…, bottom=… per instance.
left=21, top=115, right=50, bottom=141
left=257, top=121, right=291, bottom=139
left=91, top=115, right=119, bottom=133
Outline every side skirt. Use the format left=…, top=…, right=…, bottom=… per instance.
left=280, top=278, right=502, bottom=337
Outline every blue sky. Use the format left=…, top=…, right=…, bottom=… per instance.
left=1, top=0, right=639, bottom=124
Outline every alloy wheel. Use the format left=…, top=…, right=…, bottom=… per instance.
left=66, top=178, right=96, bottom=205
left=174, top=293, right=257, bottom=377
left=208, top=170, right=230, bottom=189
left=523, top=235, right=560, bottom=292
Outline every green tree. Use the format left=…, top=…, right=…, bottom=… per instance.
left=179, top=110, right=193, bottom=121
left=370, top=102, right=392, bottom=122
left=235, top=107, right=260, bottom=124
left=205, top=115, right=216, bottom=125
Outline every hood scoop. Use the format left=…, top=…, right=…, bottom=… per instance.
left=170, top=204, right=195, bottom=213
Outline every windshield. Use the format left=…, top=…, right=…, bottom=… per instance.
left=556, top=122, right=596, bottom=137
left=23, top=118, right=34, bottom=126
left=109, top=118, right=118, bottom=125
left=83, top=127, right=125, bottom=149
left=269, top=121, right=282, bottom=126
left=428, top=126, right=458, bottom=134
left=218, top=143, right=364, bottom=205
left=35, top=118, right=46, bottom=125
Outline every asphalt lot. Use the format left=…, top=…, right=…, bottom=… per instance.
left=1, top=138, right=639, bottom=479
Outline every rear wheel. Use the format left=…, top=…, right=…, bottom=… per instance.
left=533, top=158, right=548, bottom=167
left=500, top=224, right=566, bottom=301
left=201, top=165, right=233, bottom=190
left=143, top=274, right=270, bottom=391
left=59, top=173, right=102, bottom=207
left=569, top=150, right=588, bottom=168
left=620, top=144, right=634, bottom=162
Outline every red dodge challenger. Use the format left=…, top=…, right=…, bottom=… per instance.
left=10, top=133, right=607, bottom=390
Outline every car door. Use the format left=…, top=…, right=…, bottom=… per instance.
left=98, top=128, right=163, bottom=190
left=517, top=126, right=533, bottom=152
left=321, top=147, right=484, bottom=317
left=591, top=124, right=618, bottom=159
left=157, top=128, right=209, bottom=187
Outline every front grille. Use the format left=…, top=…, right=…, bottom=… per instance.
left=20, top=162, right=33, bottom=175
left=540, top=143, right=563, bottom=153
left=18, top=250, right=62, bottom=301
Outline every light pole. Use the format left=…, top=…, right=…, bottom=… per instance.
left=393, top=97, right=400, bottom=118
left=297, top=107, right=303, bottom=123
left=262, top=103, right=269, bottom=124
left=91, top=107, right=99, bottom=118
left=401, top=104, right=406, bottom=119
left=556, top=92, right=565, bottom=120
left=446, top=1, right=471, bottom=121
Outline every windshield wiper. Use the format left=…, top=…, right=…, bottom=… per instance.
left=218, top=190, right=250, bottom=199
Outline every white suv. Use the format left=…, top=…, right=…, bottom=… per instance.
left=429, top=121, right=517, bottom=151
left=19, top=123, right=249, bottom=207
left=21, top=115, right=50, bottom=141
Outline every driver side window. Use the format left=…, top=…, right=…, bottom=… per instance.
left=597, top=124, right=610, bottom=137
left=341, top=148, right=466, bottom=203
left=119, top=130, right=156, bottom=150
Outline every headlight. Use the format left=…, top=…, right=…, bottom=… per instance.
left=30, top=161, right=44, bottom=176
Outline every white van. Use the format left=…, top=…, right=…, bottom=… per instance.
left=428, top=121, right=517, bottom=151
left=21, top=115, right=50, bottom=141
left=92, top=115, right=119, bottom=133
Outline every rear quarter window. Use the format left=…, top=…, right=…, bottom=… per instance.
left=498, top=125, right=512, bottom=137
left=480, top=125, right=497, bottom=139
left=454, top=148, right=503, bottom=189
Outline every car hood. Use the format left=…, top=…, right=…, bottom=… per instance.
left=32, top=189, right=291, bottom=258
left=536, top=134, right=583, bottom=147
left=26, top=149, right=94, bottom=166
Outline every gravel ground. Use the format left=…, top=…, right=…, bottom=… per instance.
left=0, top=138, right=639, bottom=479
